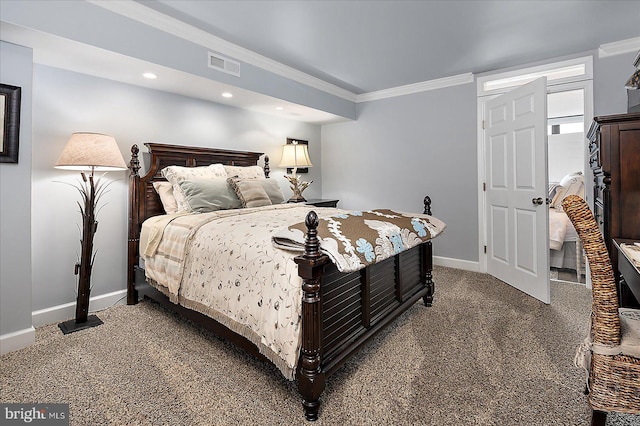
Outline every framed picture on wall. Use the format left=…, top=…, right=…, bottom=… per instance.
left=0, top=83, right=22, bottom=163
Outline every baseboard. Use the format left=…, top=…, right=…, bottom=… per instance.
left=433, top=256, right=480, bottom=272
left=32, top=289, right=128, bottom=328
left=0, top=326, right=35, bottom=355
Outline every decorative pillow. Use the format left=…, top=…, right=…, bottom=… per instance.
left=548, top=182, right=561, bottom=201
left=177, top=178, right=242, bottom=213
left=223, top=165, right=265, bottom=180
left=260, top=179, right=285, bottom=204
left=227, top=178, right=272, bottom=208
left=152, top=181, right=178, bottom=214
left=551, top=172, right=584, bottom=210
left=161, top=164, right=227, bottom=212
left=559, top=172, right=584, bottom=196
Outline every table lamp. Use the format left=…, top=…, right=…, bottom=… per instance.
left=279, top=140, right=313, bottom=202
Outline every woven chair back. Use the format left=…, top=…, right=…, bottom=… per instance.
left=561, top=195, right=620, bottom=346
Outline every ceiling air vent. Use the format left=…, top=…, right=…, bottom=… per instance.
left=208, top=52, right=240, bottom=77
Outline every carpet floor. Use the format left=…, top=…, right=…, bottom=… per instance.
left=1, top=266, right=638, bottom=425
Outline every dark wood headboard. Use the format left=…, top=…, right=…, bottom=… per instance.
left=129, top=142, right=268, bottom=225
left=127, top=142, right=268, bottom=303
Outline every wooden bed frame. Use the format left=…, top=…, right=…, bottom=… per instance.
left=127, top=142, right=435, bottom=421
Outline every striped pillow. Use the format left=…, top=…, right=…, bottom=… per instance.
left=227, top=178, right=272, bottom=208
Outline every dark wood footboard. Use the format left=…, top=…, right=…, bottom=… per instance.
left=294, top=197, right=434, bottom=421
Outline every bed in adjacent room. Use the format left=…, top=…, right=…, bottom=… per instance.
left=548, top=171, right=585, bottom=280
left=126, top=142, right=446, bottom=420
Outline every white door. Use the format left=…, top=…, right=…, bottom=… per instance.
left=484, top=77, right=550, bottom=303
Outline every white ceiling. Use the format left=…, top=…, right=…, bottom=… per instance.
left=2, top=1, right=639, bottom=124
left=0, top=22, right=344, bottom=124
left=137, top=0, right=640, bottom=93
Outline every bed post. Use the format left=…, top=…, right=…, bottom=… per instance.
left=422, top=196, right=434, bottom=306
left=263, top=155, right=270, bottom=178
left=127, top=145, right=141, bottom=305
left=294, top=211, right=330, bottom=421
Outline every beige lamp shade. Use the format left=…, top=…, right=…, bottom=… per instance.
left=55, top=132, right=127, bottom=171
left=279, top=143, right=313, bottom=168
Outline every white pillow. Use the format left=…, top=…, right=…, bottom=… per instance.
left=161, top=164, right=227, bottom=212
left=152, top=181, right=178, bottom=214
left=559, top=172, right=584, bottom=195
left=223, top=165, right=265, bottom=180
left=551, top=172, right=584, bottom=210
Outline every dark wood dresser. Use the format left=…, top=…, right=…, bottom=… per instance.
left=587, top=112, right=640, bottom=305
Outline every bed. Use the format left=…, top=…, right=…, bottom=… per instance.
left=126, top=142, right=446, bottom=421
left=548, top=172, right=585, bottom=281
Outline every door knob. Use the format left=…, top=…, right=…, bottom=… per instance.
left=532, top=197, right=543, bottom=205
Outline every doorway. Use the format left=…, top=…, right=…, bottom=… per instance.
left=547, top=89, right=586, bottom=284
left=476, top=56, right=595, bottom=296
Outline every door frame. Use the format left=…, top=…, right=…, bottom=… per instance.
left=476, top=57, right=594, bottom=281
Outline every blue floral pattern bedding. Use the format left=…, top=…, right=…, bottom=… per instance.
left=273, top=209, right=446, bottom=273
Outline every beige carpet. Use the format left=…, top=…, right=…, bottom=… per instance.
left=1, top=266, right=638, bottom=425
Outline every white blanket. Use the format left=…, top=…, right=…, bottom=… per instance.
left=549, top=208, right=572, bottom=251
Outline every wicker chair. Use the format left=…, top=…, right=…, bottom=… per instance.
left=561, top=195, right=640, bottom=425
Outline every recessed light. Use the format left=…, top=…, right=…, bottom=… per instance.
left=275, top=106, right=284, bottom=111
left=142, top=72, right=157, bottom=79
left=222, top=92, right=233, bottom=98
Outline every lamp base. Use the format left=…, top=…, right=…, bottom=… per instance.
left=287, top=195, right=307, bottom=203
left=284, top=174, right=312, bottom=204
left=58, top=314, right=103, bottom=335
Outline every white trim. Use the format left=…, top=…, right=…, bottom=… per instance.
left=88, top=0, right=357, bottom=102
left=32, top=289, right=128, bottom=328
left=356, top=73, right=475, bottom=103
left=477, top=95, right=488, bottom=273
left=477, top=56, right=593, bottom=97
left=433, top=256, right=480, bottom=272
left=598, top=37, right=640, bottom=58
left=0, top=326, right=35, bottom=355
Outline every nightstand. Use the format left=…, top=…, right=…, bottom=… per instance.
left=613, top=239, right=640, bottom=308
left=304, top=199, right=339, bottom=208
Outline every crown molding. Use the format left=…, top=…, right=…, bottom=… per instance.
left=88, top=1, right=474, bottom=105
left=356, top=73, right=475, bottom=103
left=89, top=1, right=473, bottom=105
left=598, top=37, right=640, bottom=58
left=72, top=3, right=640, bottom=107
left=88, top=0, right=357, bottom=102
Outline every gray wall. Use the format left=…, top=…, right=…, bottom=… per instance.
left=31, top=64, right=321, bottom=312
left=594, top=51, right=638, bottom=116
left=321, top=50, right=638, bottom=265
left=0, top=41, right=33, bottom=335
left=322, top=82, right=479, bottom=262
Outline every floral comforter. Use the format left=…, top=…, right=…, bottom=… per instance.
left=141, top=204, right=340, bottom=379
left=140, top=204, right=445, bottom=379
left=272, top=209, right=446, bottom=272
